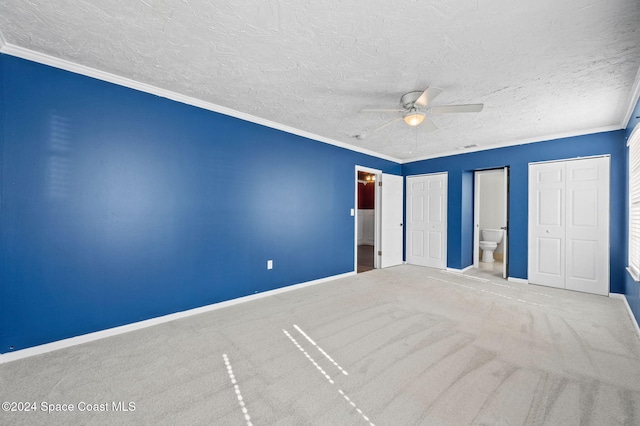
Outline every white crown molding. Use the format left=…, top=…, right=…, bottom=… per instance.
left=402, top=63, right=640, bottom=164
left=400, top=124, right=623, bottom=164
left=622, top=65, right=640, bottom=129
left=0, top=43, right=402, bottom=164
left=1, top=42, right=638, bottom=165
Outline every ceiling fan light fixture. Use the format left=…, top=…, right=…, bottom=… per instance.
left=403, top=111, right=425, bottom=127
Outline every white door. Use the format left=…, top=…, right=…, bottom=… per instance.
left=528, top=157, right=609, bottom=295
left=406, top=173, right=447, bottom=269
left=565, top=157, right=609, bottom=295
left=529, top=161, right=566, bottom=288
left=380, top=173, right=404, bottom=268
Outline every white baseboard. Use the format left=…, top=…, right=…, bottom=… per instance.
left=0, top=271, right=355, bottom=364
left=507, top=277, right=529, bottom=284
left=446, top=265, right=473, bottom=274
left=610, top=293, right=640, bottom=341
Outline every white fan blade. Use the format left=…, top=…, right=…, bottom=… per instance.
left=421, top=114, right=438, bottom=133
left=360, top=108, right=405, bottom=113
left=369, top=117, right=403, bottom=134
left=429, top=103, right=484, bottom=114
left=414, top=86, right=443, bottom=107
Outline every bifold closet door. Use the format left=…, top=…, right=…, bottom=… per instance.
left=528, top=157, right=609, bottom=295
left=528, top=161, right=566, bottom=288
left=564, top=158, right=609, bottom=295
left=406, top=173, right=447, bottom=269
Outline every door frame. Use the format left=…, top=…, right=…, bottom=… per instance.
left=355, top=166, right=382, bottom=272
left=473, top=167, right=509, bottom=278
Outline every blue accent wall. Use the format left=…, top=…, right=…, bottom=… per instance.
left=1, top=51, right=637, bottom=353
left=403, top=130, right=627, bottom=292
left=624, top=96, right=640, bottom=324
left=0, top=54, right=400, bottom=353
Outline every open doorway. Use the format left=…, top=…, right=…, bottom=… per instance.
left=473, top=167, right=509, bottom=279
left=356, top=170, right=377, bottom=273
left=354, top=166, right=404, bottom=273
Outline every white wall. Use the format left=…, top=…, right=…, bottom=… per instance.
left=357, top=209, right=375, bottom=245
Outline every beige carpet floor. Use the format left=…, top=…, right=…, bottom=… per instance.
left=1, top=265, right=639, bottom=425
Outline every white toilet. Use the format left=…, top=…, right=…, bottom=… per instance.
left=479, top=229, right=504, bottom=263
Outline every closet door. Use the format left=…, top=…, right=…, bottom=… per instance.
left=528, top=161, right=566, bottom=289
left=565, top=157, right=609, bottom=295
left=528, top=157, right=610, bottom=295
left=406, top=173, right=447, bottom=269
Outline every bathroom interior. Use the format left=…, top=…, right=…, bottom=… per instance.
left=475, top=168, right=507, bottom=278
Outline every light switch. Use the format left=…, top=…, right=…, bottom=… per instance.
left=267, top=260, right=273, bottom=270
left=350, top=208, right=355, bottom=216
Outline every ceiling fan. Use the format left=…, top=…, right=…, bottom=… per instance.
left=356, top=87, right=483, bottom=139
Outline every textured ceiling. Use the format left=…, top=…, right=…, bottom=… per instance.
left=1, top=0, right=639, bottom=161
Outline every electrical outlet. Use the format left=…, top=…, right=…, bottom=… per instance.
left=267, top=260, right=273, bottom=270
